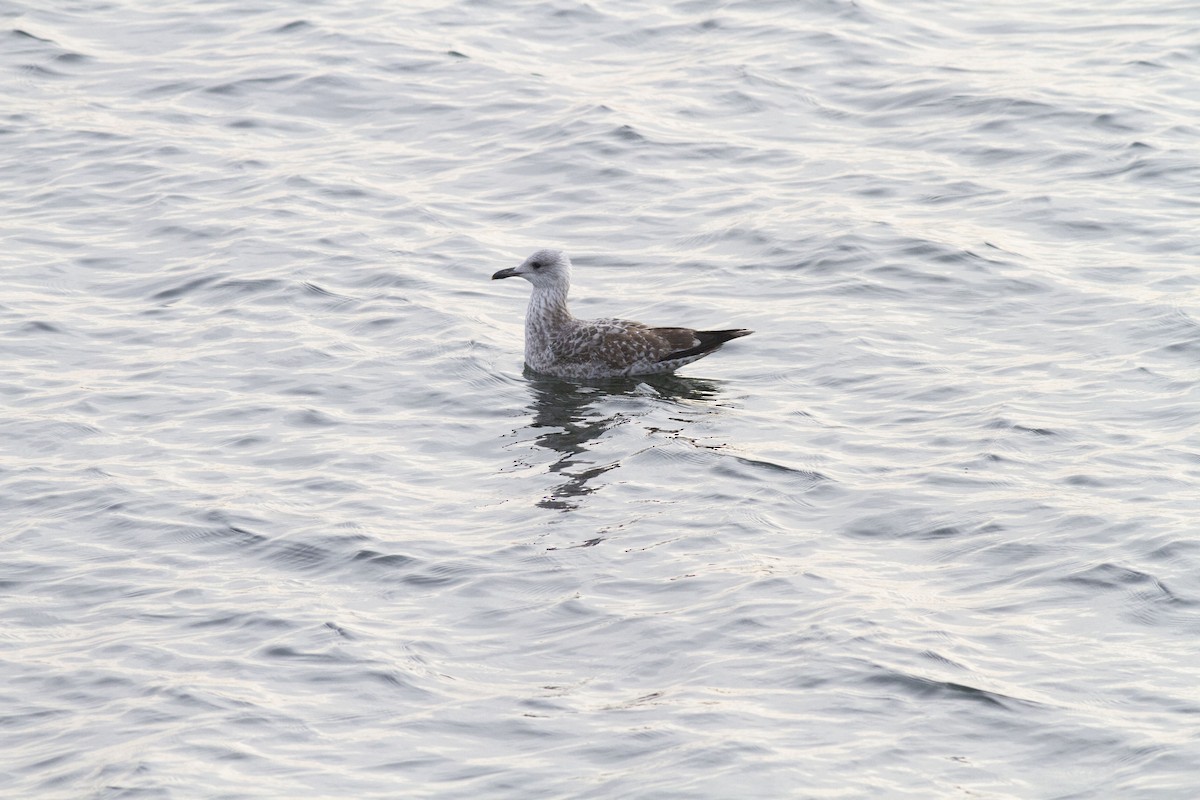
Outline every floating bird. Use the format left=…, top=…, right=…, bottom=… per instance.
left=492, top=249, right=752, bottom=379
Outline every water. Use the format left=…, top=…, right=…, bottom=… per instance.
left=3, top=0, right=1199, bottom=797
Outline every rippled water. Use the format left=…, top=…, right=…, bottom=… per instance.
left=3, top=1, right=1200, bottom=797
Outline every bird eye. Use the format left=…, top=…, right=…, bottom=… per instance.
left=530, top=261, right=542, bottom=270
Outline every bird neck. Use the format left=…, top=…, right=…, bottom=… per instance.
left=526, top=284, right=572, bottom=328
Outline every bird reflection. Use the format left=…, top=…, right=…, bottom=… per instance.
left=521, top=366, right=724, bottom=511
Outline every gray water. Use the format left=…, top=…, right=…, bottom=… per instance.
left=3, top=1, right=1200, bottom=797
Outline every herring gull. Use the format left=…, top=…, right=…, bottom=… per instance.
left=492, top=249, right=752, bottom=379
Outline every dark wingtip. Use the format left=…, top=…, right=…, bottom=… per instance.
left=660, top=328, right=752, bottom=361
left=707, top=328, right=753, bottom=341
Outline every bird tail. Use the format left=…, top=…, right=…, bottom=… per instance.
left=706, top=328, right=753, bottom=341
left=664, top=328, right=753, bottom=360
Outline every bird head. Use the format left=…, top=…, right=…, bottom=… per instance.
left=492, top=249, right=572, bottom=291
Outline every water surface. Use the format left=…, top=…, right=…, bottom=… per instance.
left=3, top=1, right=1199, bottom=797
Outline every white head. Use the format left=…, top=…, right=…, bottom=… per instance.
left=492, top=249, right=572, bottom=291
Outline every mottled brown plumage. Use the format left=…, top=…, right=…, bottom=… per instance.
left=492, top=250, right=751, bottom=379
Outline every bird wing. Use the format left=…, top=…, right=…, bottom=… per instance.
left=564, top=320, right=750, bottom=372
left=572, top=319, right=692, bottom=369
left=652, top=327, right=752, bottom=361
left=646, top=327, right=703, bottom=359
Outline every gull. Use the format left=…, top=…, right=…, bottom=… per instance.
left=492, top=249, right=752, bottom=379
